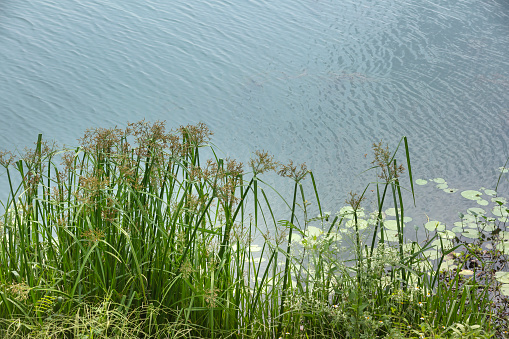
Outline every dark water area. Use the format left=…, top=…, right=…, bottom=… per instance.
left=0, top=0, right=508, bottom=230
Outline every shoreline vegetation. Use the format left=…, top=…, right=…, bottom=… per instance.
left=0, top=121, right=507, bottom=338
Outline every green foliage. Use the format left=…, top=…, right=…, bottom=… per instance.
left=0, top=122, right=504, bottom=338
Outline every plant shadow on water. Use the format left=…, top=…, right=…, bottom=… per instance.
left=0, top=120, right=507, bottom=338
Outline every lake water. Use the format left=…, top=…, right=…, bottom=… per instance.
left=1, top=0, right=509, bottom=227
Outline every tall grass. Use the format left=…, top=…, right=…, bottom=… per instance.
left=0, top=121, right=501, bottom=338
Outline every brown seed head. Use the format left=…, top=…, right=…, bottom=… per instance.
left=249, top=150, right=279, bottom=175
left=278, top=160, right=308, bottom=182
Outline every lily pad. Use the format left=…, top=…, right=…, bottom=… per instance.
left=476, top=199, right=489, bottom=206
left=436, top=183, right=448, bottom=189
left=305, top=226, right=323, bottom=237
left=379, top=230, right=399, bottom=242
left=425, top=221, right=445, bottom=232
left=480, top=223, right=497, bottom=232
left=339, top=206, right=366, bottom=218
left=459, top=269, right=474, bottom=276
left=492, top=197, right=507, bottom=204
left=499, top=231, right=509, bottom=241
left=345, top=219, right=369, bottom=230
left=250, top=244, right=263, bottom=252
left=403, top=216, right=413, bottom=223
left=439, top=259, right=458, bottom=272
left=499, top=167, right=508, bottom=173
left=437, top=230, right=456, bottom=239
left=325, top=232, right=342, bottom=241
left=498, top=217, right=509, bottom=223
left=422, top=249, right=440, bottom=260
left=462, top=214, right=477, bottom=223
left=431, top=238, right=454, bottom=250
left=496, top=241, right=509, bottom=254
left=453, top=221, right=464, bottom=228
left=492, top=206, right=509, bottom=218
left=290, top=234, right=302, bottom=242
left=384, top=220, right=399, bottom=230
left=433, top=178, right=446, bottom=184
left=500, top=284, right=509, bottom=296
left=415, top=179, right=428, bottom=185
left=461, top=190, right=483, bottom=200
left=339, top=206, right=355, bottom=217
left=462, top=229, right=480, bottom=239
left=494, top=272, right=509, bottom=284
left=467, top=207, right=486, bottom=215
left=385, top=208, right=401, bottom=217
left=484, top=189, right=497, bottom=196
left=451, top=226, right=463, bottom=233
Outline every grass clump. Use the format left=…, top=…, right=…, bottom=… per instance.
left=0, top=121, right=505, bottom=338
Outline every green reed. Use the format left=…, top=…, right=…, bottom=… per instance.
left=0, top=121, right=501, bottom=338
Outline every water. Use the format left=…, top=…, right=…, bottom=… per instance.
left=1, top=0, right=508, bottom=226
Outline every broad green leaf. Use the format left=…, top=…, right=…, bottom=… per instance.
left=425, top=221, right=445, bottom=232
left=461, top=190, right=483, bottom=200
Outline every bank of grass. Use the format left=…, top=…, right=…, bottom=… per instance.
left=0, top=121, right=504, bottom=338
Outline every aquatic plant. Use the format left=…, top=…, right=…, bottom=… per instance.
left=0, top=121, right=504, bottom=338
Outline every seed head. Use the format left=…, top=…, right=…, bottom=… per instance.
left=278, top=160, right=308, bottom=182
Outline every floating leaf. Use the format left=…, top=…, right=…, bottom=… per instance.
left=496, top=241, right=509, bottom=254
left=462, top=229, right=480, bottom=239
left=499, top=231, right=509, bottom=241
left=431, top=238, right=454, bottom=250
left=433, top=178, right=446, bottom=184
left=290, top=234, right=302, bottom=242
left=462, top=214, right=477, bottom=223
left=345, top=219, right=369, bottom=230
left=444, top=188, right=458, bottom=193
left=422, top=250, right=440, bottom=260
left=250, top=244, right=263, bottom=252
left=499, top=167, right=508, bottom=173
left=415, top=179, right=428, bottom=185
left=439, top=259, right=458, bottom=272
left=384, top=220, right=399, bottom=230
left=425, top=221, right=445, bottom=232
left=403, top=216, right=413, bottom=223
left=379, top=230, right=399, bottom=242
left=500, top=284, right=509, bottom=296
left=437, top=230, right=455, bottom=239
left=436, top=183, right=448, bottom=190
left=339, top=206, right=365, bottom=219
left=325, top=232, right=342, bottom=241
left=385, top=208, right=401, bottom=217
left=492, top=206, right=509, bottom=218
left=459, top=269, right=474, bottom=276
left=339, top=206, right=355, bottom=216
left=453, top=221, right=463, bottom=227
left=451, top=226, right=463, bottom=233
left=495, top=272, right=509, bottom=284
left=484, top=189, right=497, bottom=196
left=461, top=190, right=483, bottom=200
left=467, top=207, right=486, bottom=215
left=492, top=197, right=507, bottom=204
left=476, top=199, right=489, bottom=206
left=480, top=223, right=497, bottom=232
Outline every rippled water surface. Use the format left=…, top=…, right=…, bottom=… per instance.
left=1, top=0, right=508, bottom=222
